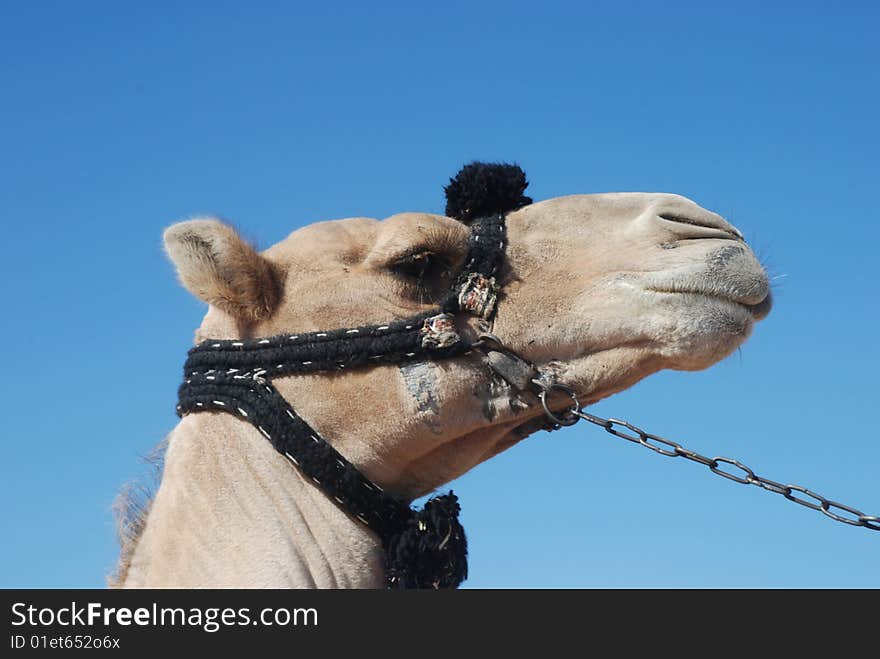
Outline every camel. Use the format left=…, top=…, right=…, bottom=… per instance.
left=113, top=164, right=771, bottom=588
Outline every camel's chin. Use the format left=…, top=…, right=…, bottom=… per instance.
left=660, top=293, right=764, bottom=371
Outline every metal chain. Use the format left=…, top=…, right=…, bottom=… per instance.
left=537, top=383, right=880, bottom=531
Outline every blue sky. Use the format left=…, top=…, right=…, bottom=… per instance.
left=2, top=1, right=877, bottom=588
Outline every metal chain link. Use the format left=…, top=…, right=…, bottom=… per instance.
left=538, top=385, right=879, bottom=531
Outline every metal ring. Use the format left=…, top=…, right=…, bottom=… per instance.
left=858, top=516, right=880, bottom=531
left=538, top=383, right=581, bottom=427
left=708, top=457, right=756, bottom=484
left=782, top=484, right=825, bottom=512
left=820, top=500, right=868, bottom=527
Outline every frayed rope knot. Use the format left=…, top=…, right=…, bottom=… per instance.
left=458, top=273, right=499, bottom=319
left=383, top=492, right=468, bottom=589
left=420, top=313, right=460, bottom=349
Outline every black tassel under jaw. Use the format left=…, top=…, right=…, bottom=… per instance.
left=383, top=492, right=468, bottom=589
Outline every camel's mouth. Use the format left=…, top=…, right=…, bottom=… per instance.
left=742, top=290, right=772, bottom=320
left=646, top=287, right=772, bottom=321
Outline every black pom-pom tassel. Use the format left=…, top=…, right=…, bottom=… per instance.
left=383, top=492, right=468, bottom=589
left=444, top=161, right=532, bottom=224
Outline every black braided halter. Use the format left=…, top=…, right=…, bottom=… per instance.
left=177, top=163, right=531, bottom=589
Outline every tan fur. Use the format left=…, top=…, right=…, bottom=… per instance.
left=116, top=193, right=770, bottom=588
left=109, top=439, right=166, bottom=587
left=164, top=219, right=282, bottom=321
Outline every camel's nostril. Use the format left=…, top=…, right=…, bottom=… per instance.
left=658, top=213, right=744, bottom=240
left=659, top=213, right=703, bottom=227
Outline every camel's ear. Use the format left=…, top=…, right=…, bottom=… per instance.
left=163, top=218, right=281, bottom=321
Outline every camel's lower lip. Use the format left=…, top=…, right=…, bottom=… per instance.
left=743, top=291, right=772, bottom=320
left=647, top=288, right=773, bottom=320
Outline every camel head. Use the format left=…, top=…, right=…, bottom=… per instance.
left=163, top=167, right=771, bottom=502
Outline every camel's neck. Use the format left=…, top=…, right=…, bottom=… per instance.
left=120, top=413, right=385, bottom=588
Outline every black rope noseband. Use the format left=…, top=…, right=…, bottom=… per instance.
left=177, top=162, right=532, bottom=589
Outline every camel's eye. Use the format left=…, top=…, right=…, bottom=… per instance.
left=390, top=250, right=450, bottom=283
